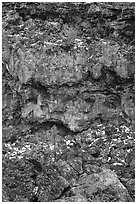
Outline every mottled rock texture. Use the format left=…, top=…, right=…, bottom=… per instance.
left=2, top=2, right=135, bottom=202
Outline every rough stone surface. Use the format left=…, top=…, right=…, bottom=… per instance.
left=2, top=2, right=135, bottom=202
left=71, top=168, right=132, bottom=202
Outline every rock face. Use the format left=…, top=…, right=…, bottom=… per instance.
left=2, top=3, right=134, bottom=131
left=7, top=40, right=89, bottom=86
left=71, top=168, right=132, bottom=202
left=2, top=2, right=135, bottom=202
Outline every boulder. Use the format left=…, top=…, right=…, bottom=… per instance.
left=72, top=168, right=133, bottom=202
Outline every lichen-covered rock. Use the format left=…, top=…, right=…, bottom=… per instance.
left=2, top=2, right=135, bottom=202
left=37, top=165, right=70, bottom=202
left=2, top=158, right=35, bottom=202
left=6, top=37, right=89, bottom=86
left=21, top=87, right=122, bottom=131
left=89, top=40, right=134, bottom=80
left=72, top=168, right=133, bottom=202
